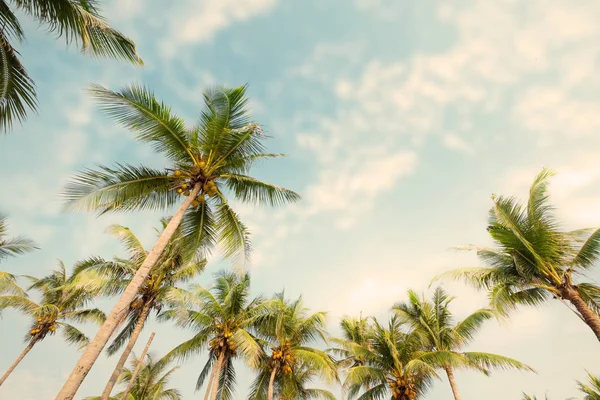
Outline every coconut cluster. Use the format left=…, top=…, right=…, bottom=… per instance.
left=208, top=323, right=238, bottom=355
left=30, top=316, right=57, bottom=336
left=170, top=158, right=220, bottom=208
left=271, top=340, right=295, bottom=376
left=388, top=371, right=417, bottom=399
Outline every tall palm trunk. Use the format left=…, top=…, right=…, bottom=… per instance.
left=0, top=337, right=38, bottom=386
left=444, top=365, right=461, bottom=400
left=101, top=301, right=153, bottom=400
left=209, top=351, right=226, bottom=400
left=120, top=332, right=155, bottom=400
left=267, top=366, right=278, bottom=400
left=56, top=183, right=201, bottom=400
left=203, top=360, right=218, bottom=400
left=561, top=285, right=600, bottom=342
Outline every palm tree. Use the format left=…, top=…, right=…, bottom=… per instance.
left=392, top=287, right=534, bottom=400
left=57, top=84, right=300, bottom=399
left=0, top=261, right=105, bottom=386
left=0, top=0, right=142, bottom=131
left=329, top=315, right=375, bottom=370
left=0, top=213, right=36, bottom=261
left=161, top=270, right=265, bottom=400
left=342, top=315, right=439, bottom=400
left=84, top=352, right=182, bottom=400
left=437, top=169, right=600, bottom=341
left=256, top=360, right=336, bottom=400
left=578, top=371, right=600, bottom=400
left=248, top=293, right=337, bottom=400
left=70, top=220, right=205, bottom=400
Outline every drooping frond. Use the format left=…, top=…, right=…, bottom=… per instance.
left=215, top=201, right=252, bottom=263
left=221, top=173, right=301, bottom=207
left=62, top=163, right=175, bottom=214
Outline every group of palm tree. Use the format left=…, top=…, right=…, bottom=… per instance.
left=2, top=0, right=600, bottom=399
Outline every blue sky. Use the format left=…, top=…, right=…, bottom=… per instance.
left=1, top=0, right=600, bottom=398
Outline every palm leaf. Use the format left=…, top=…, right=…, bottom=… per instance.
left=222, top=173, right=300, bottom=207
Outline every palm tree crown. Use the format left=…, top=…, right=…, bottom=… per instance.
left=393, top=287, right=534, bottom=400
left=1, top=0, right=142, bottom=131
left=438, top=169, right=600, bottom=341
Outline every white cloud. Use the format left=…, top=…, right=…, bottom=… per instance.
left=159, top=0, right=278, bottom=58
left=442, top=132, right=474, bottom=154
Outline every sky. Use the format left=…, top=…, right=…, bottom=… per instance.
left=1, top=0, right=600, bottom=399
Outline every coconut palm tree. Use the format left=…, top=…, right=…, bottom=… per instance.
left=0, top=213, right=36, bottom=261
left=329, top=315, right=375, bottom=370
left=160, top=270, right=267, bottom=400
left=70, top=219, right=205, bottom=400
left=57, top=84, right=300, bottom=399
left=342, top=315, right=440, bottom=400
left=436, top=169, right=600, bottom=341
left=84, top=352, right=182, bottom=400
left=392, top=287, right=534, bottom=400
left=0, top=261, right=105, bottom=386
left=248, top=293, right=337, bottom=400
left=578, top=371, right=600, bottom=400
left=0, top=0, right=142, bottom=132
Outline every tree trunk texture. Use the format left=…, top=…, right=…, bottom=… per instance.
left=120, top=332, right=155, bottom=400
left=561, top=283, right=600, bottom=342
left=444, top=365, right=461, bottom=400
left=0, top=337, right=38, bottom=386
left=101, top=301, right=153, bottom=400
left=209, top=351, right=226, bottom=400
left=203, top=362, right=217, bottom=400
left=55, top=183, right=201, bottom=400
left=267, top=366, right=278, bottom=400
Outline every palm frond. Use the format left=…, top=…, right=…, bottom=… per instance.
left=215, top=201, right=252, bottom=263
left=60, top=322, right=90, bottom=350
left=221, top=173, right=300, bottom=207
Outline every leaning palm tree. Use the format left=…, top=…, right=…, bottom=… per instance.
left=248, top=293, right=338, bottom=400
left=0, top=0, right=142, bottom=131
left=343, top=315, right=440, bottom=400
left=393, top=287, right=534, bottom=400
left=57, top=84, right=299, bottom=399
left=0, top=261, right=105, bottom=386
left=161, top=270, right=265, bottom=400
left=436, top=169, right=600, bottom=341
left=70, top=219, right=205, bottom=400
left=578, top=371, right=600, bottom=400
left=0, top=213, right=36, bottom=261
left=84, top=352, right=182, bottom=400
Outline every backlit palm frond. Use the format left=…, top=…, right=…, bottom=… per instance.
left=106, top=225, right=148, bottom=265
left=15, top=0, right=141, bottom=64
left=577, top=370, right=600, bottom=400
left=60, top=322, right=90, bottom=350
left=215, top=201, right=252, bottom=263
left=0, top=271, right=27, bottom=296
left=62, top=163, right=176, bottom=214
left=180, top=200, right=216, bottom=261
left=221, top=173, right=300, bottom=207
left=0, top=213, right=37, bottom=259
left=89, top=84, right=195, bottom=164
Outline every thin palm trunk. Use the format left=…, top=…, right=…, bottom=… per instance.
left=209, top=351, right=226, bottom=400
left=0, top=337, right=38, bottom=386
left=120, top=332, right=155, bottom=400
left=267, top=366, right=278, bottom=400
left=56, top=183, right=201, bottom=400
left=203, top=359, right=217, bottom=400
left=562, top=287, right=600, bottom=342
left=444, top=365, right=461, bottom=400
left=101, top=301, right=153, bottom=400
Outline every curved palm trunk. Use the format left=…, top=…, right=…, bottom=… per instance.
left=267, top=366, right=278, bottom=400
left=561, top=284, right=600, bottom=342
left=0, top=337, right=38, bottom=386
left=120, top=332, right=155, bottom=400
left=203, top=362, right=217, bottom=400
left=101, top=301, right=153, bottom=400
left=56, top=183, right=201, bottom=400
left=444, top=366, right=461, bottom=400
left=209, top=351, right=226, bottom=400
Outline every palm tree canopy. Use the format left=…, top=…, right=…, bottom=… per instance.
left=84, top=352, right=182, bottom=400
left=1, top=0, right=142, bottom=131
left=248, top=293, right=337, bottom=400
left=69, top=218, right=206, bottom=355
left=392, top=287, right=533, bottom=376
left=0, top=213, right=37, bottom=261
left=343, top=315, right=439, bottom=400
left=62, top=84, right=300, bottom=263
left=160, top=270, right=267, bottom=397
left=328, top=315, right=375, bottom=370
left=435, top=168, right=600, bottom=317
left=0, top=260, right=105, bottom=346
